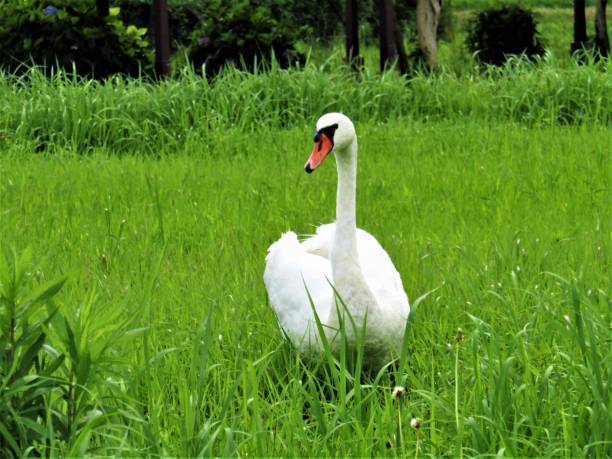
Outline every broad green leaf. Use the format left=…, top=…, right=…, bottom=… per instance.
left=15, top=332, right=46, bottom=379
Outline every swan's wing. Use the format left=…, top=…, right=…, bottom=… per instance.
left=264, top=231, right=333, bottom=352
left=355, top=228, right=410, bottom=318
left=301, top=223, right=409, bottom=317
left=300, top=223, right=335, bottom=258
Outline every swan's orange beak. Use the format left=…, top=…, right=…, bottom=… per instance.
left=305, top=133, right=334, bottom=173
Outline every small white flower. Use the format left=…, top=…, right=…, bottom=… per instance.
left=392, top=386, right=405, bottom=399
left=410, top=417, right=420, bottom=430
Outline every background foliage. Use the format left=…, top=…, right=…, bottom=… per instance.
left=187, top=0, right=306, bottom=76
left=466, top=6, right=545, bottom=65
left=0, top=0, right=152, bottom=79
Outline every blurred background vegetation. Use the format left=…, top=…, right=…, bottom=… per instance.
left=0, top=0, right=608, bottom=79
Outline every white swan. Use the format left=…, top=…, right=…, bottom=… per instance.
left=264, top=113, right=410, bottom=364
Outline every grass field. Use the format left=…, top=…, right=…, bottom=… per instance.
left=1, top=111, right=610, bottom=455
left=1, top=3, right=611, bottom=457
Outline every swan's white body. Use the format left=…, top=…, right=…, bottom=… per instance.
left=264, top=113, right=410, bottom=363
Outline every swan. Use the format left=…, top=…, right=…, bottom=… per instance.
left=264, top=113, right=410, bottom=364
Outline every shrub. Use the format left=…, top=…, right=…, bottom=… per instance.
left=0, top=0, right=153, bottom=79
left=466, top=6, right=544, bottom=66
left=276, top=0, right=343, bottom=45
left=187, top=0, right=306, bottom=77
left=114, top=0, right=205, bottom=50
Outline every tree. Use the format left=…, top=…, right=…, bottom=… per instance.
left=594, top=0, right=609, bottom=58
left=378, top=0, right=408, bottom=74
left=571, top=0, right=587, bottom=54
left=379, top=0, right=397, bottom=70
left=152, top=0, right=170, bottom=77
left=345, top=0, right=361, bottom=69
left=393, top=12, right=409, bottom=75
left=416, top=0, right=442, bottom=69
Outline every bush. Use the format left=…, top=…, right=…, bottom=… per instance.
left=0, top=0, right=153, bottom=79
left=466, top=6, right=544, bottom=66
left=187, top=0, right=306, bottom=77
left=114, top=0, right=205, bottom=50
left=277, top=0, right=343, bottom=44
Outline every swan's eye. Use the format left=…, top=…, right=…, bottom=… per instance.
left=314, top=124, right=339, bottom=144
left=320, top=124, right=339, bottom=141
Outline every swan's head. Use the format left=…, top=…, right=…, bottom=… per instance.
left=305, top=112, right=356, bottom=173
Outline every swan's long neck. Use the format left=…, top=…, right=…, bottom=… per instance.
left=331, top=139, right=378, bottom=316
left=333, top=140, right=358, bottom=263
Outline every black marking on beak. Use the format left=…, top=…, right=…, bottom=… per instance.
left=305, top=163, right=314, bottom=173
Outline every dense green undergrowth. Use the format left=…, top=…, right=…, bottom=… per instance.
left=0, top=58, right=609, bottom=154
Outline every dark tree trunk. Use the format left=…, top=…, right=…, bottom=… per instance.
left=416, top=0, right=441, bottom=69
left=345, top=0, right=361, bottom=69
left=393, top=14, right=409, bottom=75
left=153, top=0, right=171, bottom=77
left=571, top=0, right=588, bottom=53
left=96, top=0, right=110, bottom=17
left=379, top=0, right=397, bottom=71
left=594, top=0, right=610, bottom=58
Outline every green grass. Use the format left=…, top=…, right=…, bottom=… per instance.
left=0, top=5, right=610, bottom=454
left=0, top=58, right=609, bottom=156
left=1, top=116, right=610, bottom=456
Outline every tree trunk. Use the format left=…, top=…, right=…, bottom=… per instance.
left=393, top=14, right=409, bottom=75
left=345, top=0, right=361, bottom=69
left=96, top=0, right=109, bottom=17
left=594, top=0, right=610, bottom=58
left=379, top=0, right=397, bottom=71
left=571, top=0, right=588, bottom=53
left=416, top=0, right=441, bottom=69
left=153, top=0, right=171, bottom=77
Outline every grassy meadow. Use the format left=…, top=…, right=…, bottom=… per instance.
left=1, top=5, right=611, bottom=457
